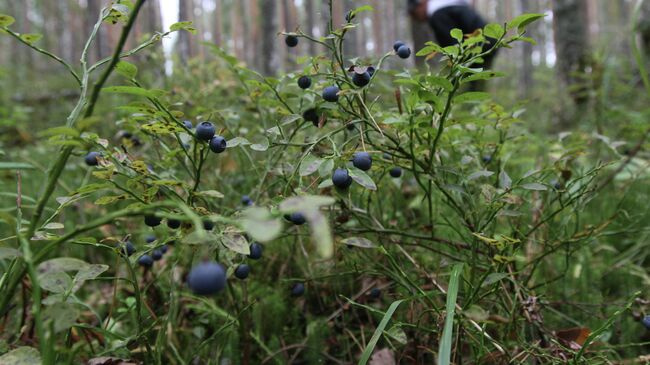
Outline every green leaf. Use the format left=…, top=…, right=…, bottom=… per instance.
left=521, top=183, right=547, bottom=191
left=279, top=195, right=336, bottom=213
left=507, top=13, right=545, bottom=32
left=349, top=167, right=377, bottom=190
left=450, top=28, right=464, bottom=42
left=250, top=138, right=269, bottom=151
left=194, top=190, right=225, bottom=199
left=40, top=126, right=80, bottom=138
left=341, top=237, right=375, bottom=248
left=455, top=91, right=491, bottom=104
left=102, top=86, right=165, bottom=98
left=483, top=23, right=505, bottom=39
left=226, top=137, right=250, bottom=148
left=481, top=273, right=509, bottom=287
left=170, top=21, right=197, bottom=34
left=467, top=170, right=494, bottom=180
left=116, top=60, right=138, bottom=79
left=0, top=14, right=16, bottom=27
left=299, top=155, right=325, bottom=177
left=385, top=325, right=407, bottom=345
left=19, top=33, right=42, bottom=44
left=0, top=347, right=41, bottom=365
left=73, top=264, right=108, bottom=292
left=43, top=222, right=64, bottom=230
left=42, top=302, right=81, bottom=333
left=94, top=194, right=129, bottom=205
left=462, top=71, right=504, bottom=83
left=358, top=299, right=405, bottom=365
left=39, top=271, right=72, bottom=293
left=239, top=208, right=283, bottom=243
left=0, top=247, right=22, bottom=260
left=438, top=263, right=463, bottom=365
left=221, top=232, right=250, bottom=255
left=0, top=162, right=34, bottom=170
left=38, top=257, right=89, bottom=273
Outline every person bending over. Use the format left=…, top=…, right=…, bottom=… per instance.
left=408, top=0, right=497, bottom=70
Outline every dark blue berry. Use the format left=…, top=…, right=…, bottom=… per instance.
left=146, top=235, right=156, bottom=244
left=152, top=249, right=163, bottom=261
left=332, top=168, right=353, bottom=189
left=397, top=45, right=411, bottom=59
left=209, top=136, right=227, bottom=153
left=195, top=122, right=216, bottom=141
left=183, top=120, right=193, bottom=129
left=482, top=155, right=492, bottom=164
left=352, top=152, right=372, bottom=171
left=367, top=66, right=376, bottom=77
left=298, top=76, right=312, bottom=89
left=122, top=241, right=136, bottom=257
left=167, top=218, right=181, bottom=229
left=393, top=41, right=406, bottom=52
left=285, top=35, right=298, bottom=47
left=160, top=245, right=169, bottom=254
left=291, top=283, right=305, bottom=297
left=369, top=288, right=381, bottom=299
left=642, top=315, right=650, bottom=330
left=389, top=167, right=402, bottom=178
left=234, top=264, right=250, bottom=279
left=203, top=220, right=214, bottom=231
left=290, top=212, right=306, bottom=225
left=322, top=86, right=340, bottom=102
left=248, top=242, right=263, bottom=260
left=138, top=254, right=154, bottom=268
left=241, top=195, right=253, bottom=206
left=84, top=152, right=100, bottom=166
left=352, top=72, right=371, bottom=87
left=303, top=108, right=320, bottom=126
left=187, top=262, right=227, bottom=295
left=144, top=215, right=162, bottom=227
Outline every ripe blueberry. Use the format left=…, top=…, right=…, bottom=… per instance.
left=146, top=235, right=156, bottom=244
left=84, top=152, right=100, bottom=166
left=234, top=264, right=250, bottom=279
left=144, top=214, right=162, bottom=227
left=643, top=315, right=650, bottom=330
left=167, top=218, right=181, bottom=229
left=195, top=121, right=216, bottom=141
left=352, top=152, right=372, bottom=171
left=551, top=180, right=562, bottom=190
left=203, top=220, right=214, bottom=231
left=285, top=35, right=298, bottom=47
left=289, top=212, right=306, bottom=225
left=397, top=45, right=411, bottom=59
left=291, top=282, right=305, bottom=297
left=322, top=86, right=340, bottom=102
left=393, top=41, right=406, bottom=52
left=183, top=120, right=193, bottom=129
left=241, top=195, right=253, bottom=206
left=209, top=136, right=227, bottom=153
left=367, top=66, right=376, bottom=77
left=389, top=167, right=402, bottom=178
left=482, top=155, right=492, bottom=164
left=122, top=241, right=136, bottom=257
left=138, top=254, right=154, bottom=268
left=152, top=249, right=163, bottom=261
left=303, top=108, right=320, bottom=126
left=369, top=288, right=381, bottom=299
left=298, top=76, right=312, bottom=89
left=332, top=168, right=353, bottom=189
left=352, top=71, right=371, bottom=87
left=187, top=261, right=227, bottom=295
left=160, top=245, right=169, bottom=254
left=248, top=242, right=263, bottom=260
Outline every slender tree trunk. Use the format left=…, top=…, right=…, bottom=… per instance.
left=520, top=0, right=534, bottom=98
left=261, top=0, right=278, bottom=75
left=305, top=0, right=318, bottom=55
left=213, top=0, right=223, bottom=46
left=552, top=0, right=591, bottom=127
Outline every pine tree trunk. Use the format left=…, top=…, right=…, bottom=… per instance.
left=552, top=0, right=591, bottom=127
left=520, top=0, right=534, bottom=98
left=261, top=0, right=278, bottom=75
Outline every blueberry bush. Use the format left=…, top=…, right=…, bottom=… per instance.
left=0, top=2, right=649, bottom=364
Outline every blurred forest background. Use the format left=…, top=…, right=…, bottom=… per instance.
left=1, top=0, right=650, bottom=132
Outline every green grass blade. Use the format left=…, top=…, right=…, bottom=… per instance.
left=358, top=299, right=405, bottom=365
left=438, top=263, right=464, bottom=365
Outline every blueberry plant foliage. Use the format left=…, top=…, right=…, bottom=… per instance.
left=0, top=2, right=646, bottom=364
